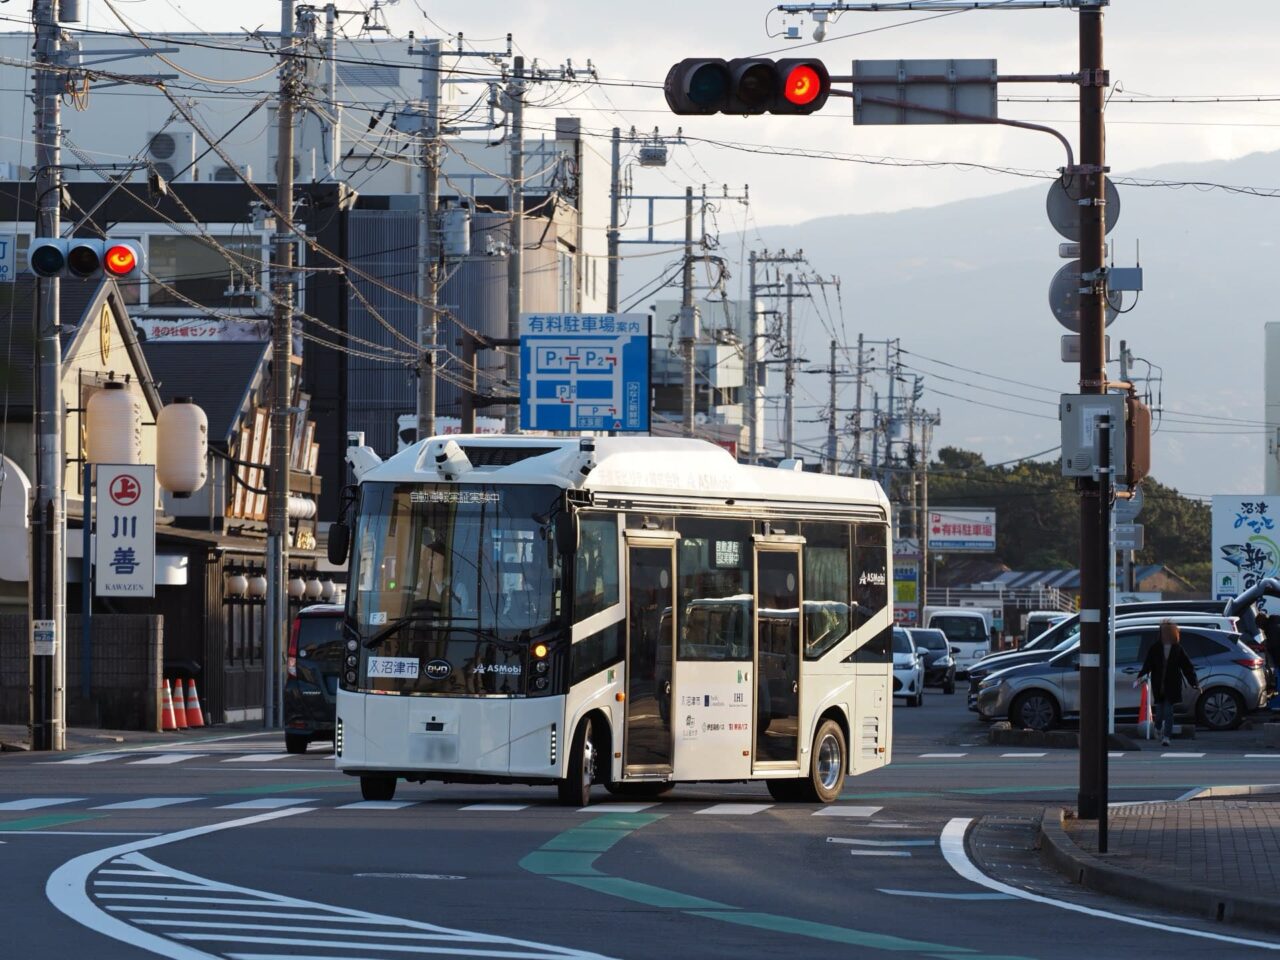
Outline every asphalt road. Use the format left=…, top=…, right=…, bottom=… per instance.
left=4, top=691, right=1280, bottom=960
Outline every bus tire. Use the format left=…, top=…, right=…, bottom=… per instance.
left=360, top=775, right=396, bottom=802
left=557, top=716, right=597, bottom=807
left=799, top=718, right=847, bottom=804
left=285, top=732, right=309, bottom=755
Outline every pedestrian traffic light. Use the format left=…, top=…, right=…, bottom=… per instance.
left=665, top=57, right=830, bottom=115
left=27, top=238, right=143, bottom=280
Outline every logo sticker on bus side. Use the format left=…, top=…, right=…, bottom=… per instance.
left=368, top=656, right=420, bottom=679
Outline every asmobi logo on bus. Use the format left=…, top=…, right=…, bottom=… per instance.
left=859, top=571, right=887, bottom=587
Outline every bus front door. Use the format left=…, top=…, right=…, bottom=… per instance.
left=623, top=539, right=676, bottom=775
left=754, top=544, right=803, bottom=771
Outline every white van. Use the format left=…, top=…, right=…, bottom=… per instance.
left=1023, top=610, right=1069, bottom=645
left=925, top=607, right=993, bottom=678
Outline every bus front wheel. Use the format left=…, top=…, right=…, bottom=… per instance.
left=557, top=717, right=597, bottom=807
left=360, top=775, right=396, bottom=802
left=802, top=719, right=847, bottom=803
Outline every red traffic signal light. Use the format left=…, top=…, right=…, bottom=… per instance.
left=103, top=243, right=138, bottom=277
left=664, top=57, right=830, bottom=115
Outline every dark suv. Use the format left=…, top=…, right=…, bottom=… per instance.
left=284, top=603, right=344, bottom=754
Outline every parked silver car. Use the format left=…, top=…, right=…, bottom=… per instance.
left=975, top=625, right=1267, bottom=732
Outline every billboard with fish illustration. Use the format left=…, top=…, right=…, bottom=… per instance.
left=1212, top=495, right=1280, bottom=609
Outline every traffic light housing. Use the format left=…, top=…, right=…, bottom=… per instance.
left=665, top=58, right=830, bottom=115
left=27, top=238, right=143, bottom=281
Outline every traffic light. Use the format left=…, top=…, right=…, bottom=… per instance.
left=27, top=238, right=143, bottom=280
left=665, top=58, right=830, bottom=115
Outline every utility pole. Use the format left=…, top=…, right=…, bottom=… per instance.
left=884, top=340, right=898, bottom=488
left=1077, top=0, right=1109, bottom=827
left=267, top=0, right=298, bottom=731
left=504, top=56, right=524, bottom=433
left=918, top=412, right=939, bottom=625
left=607, top=126, right=621, bottom=313
left=826, top=338, right=838, bottom=474
left=784, top=273, right=795, bottom=459
left=30, top=0, right=65, bottom=751
left=416, top=38, right=442, bottom=441
left=746, top=251, right=759, bottom=463
left=681, top=186, right=696, bottom=438
left=1119, top=338, right=1134, bottom=592
left=852, top=333, right=866, bottom=478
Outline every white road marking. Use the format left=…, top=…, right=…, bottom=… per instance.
left=1108, top=752, right=1126, bottom=758
left=827, top=837, right=935, bottom=847
left=579, top=804, right=653, bottom=814
left=849, top=850, right=911, bottom=857
left=336, top=801, right=419, bottom=811
left=461, top=803, right=530, bottom=812
left=142, top=920, right=470, bottom=939
left=1244, top=754, right=1280, bottom=758
left=129, top=755, right=206, bottom=766
left=94, top=799, right=204, bottom=811
left=694, top=803, right=772, bottom=815
left=216, top=798, right=313, bottom=810
left=877, top=888, right=1014, bottom=901
left=48, top=754, right=128, bottom=765
left=812, top=805, right=882, bottom=817
left=46, top=811, right=616, bottom=960
left=0, top=831, right=160, bottom=837
left=1160, top=753, right=1205, bottom=759
left=0, top=797, right=84, bottom=811
left=1000, top=752, right=1047, bottom=758
left=940, top=817, right=1280, bottom=950
left=220, top=754, right=285, bottom=763
left=918, top=753, right=967, bottom=758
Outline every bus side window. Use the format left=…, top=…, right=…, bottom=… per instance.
left=803, top=522, right=852, bottom=660
left=851, top=523, right=889, bottom=631
left=575, top=513, right=619, bottom=621
left=675, top=517, right=752, bottom=661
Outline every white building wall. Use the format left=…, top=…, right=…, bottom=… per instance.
left=1265, top=322, right=1280, bottom=493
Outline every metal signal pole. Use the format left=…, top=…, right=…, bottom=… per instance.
left=30, top=0, right=65, bottom=751
left=267, top=0, right=298, bottom=730
left=607, top=126, right=621, bottom=313
left=505, top=56, right=524, bottom=433
left=416, top=38, right=442, bottom=441
left=1076, top=0, right=1109, bottom=822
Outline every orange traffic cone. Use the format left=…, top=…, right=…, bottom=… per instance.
left=171, top=680, right=189, bottom=729
left=161, top=680, right=177, bottom=731
left=185, top=679, right=205, bottom=728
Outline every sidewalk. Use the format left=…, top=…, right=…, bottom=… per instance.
left=1038, top=795, right=1280, bottom=932
left=0, top=722, right=267, bottom=754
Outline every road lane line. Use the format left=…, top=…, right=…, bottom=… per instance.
left=48, top=754, right=129, bottom=765
left=1000, top=753, right=1047, bottom=758
left=848, top=851, right=911, bottom=857
left=694, top=803, right=771, bottom=815
left=940, top=817, right=1280, bottom=950
left=94, top=799, right=204, bottom=811
left=1244, top=754, right=1280, bottom=758
left=140, top=920, right=470, bottom=940
left=337, top=801, right=419, bottom=811
left=877, top=888, right=1014, bottom=901
left=221, top=755, right=285, bottom=763
left=1161, top=753, right=1206, bottom=758
left=578, top=804, right=652, bottom=814
left=812, top=805, right=882, bottom=817
left=918, top=753, right=966, bottom=758
left=0, top=797, right=85, bottom=811
left=827, top=837, right=935, bottom=847
left=460, top=803, right=530, bottom=812
left=130, top=755, right=207, bottom=766
left=216, top=798, right=313, bottom=810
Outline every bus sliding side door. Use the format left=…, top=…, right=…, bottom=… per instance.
left=622, top=532, right=677, bottom=776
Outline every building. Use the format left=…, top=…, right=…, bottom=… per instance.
left=1266, top=322, right=1280, bottom=492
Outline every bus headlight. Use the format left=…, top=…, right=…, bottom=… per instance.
left=345, top=670, right=357, bottom=684
left=535, top=659, right=549, bottom=675
left=346, top=655, right=358, bottom=668
left=346, top=639, right=358, bottom=652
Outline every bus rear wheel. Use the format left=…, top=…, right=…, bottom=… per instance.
left=802, top=719, right=847, bottom=803
left=557, top=717, right=597, bottom=807
left=360, top=775, right=396, bottom=802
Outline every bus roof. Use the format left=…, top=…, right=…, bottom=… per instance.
left=357, top=435, right=890, bottom=515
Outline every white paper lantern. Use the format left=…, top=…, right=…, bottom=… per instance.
left=86, top=381, right=142, bottom=464
left=319, top=578, right=336, bottom=601
left=247, top=574, right=268, bottom=599
left=157, top=397, right=208, bottom=497
left=304, top=577, right=323, bottom=600
left=287, top=576, right=306, bottom=599
left=226, top=573, right=248, bottom=598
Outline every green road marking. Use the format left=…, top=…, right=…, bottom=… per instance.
left=221, top=779, right=348, bottom=796
left=0, top=813, right=102, bottom=831
left=519, top=810, right=1030, bottom=956
left=841, top=783, right=1209, bottom=800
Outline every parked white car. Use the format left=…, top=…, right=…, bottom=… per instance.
left=893, top=627, right=925, bottom=707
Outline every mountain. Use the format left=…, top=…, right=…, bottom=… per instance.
left=721, top=149, right=1280, bottom=498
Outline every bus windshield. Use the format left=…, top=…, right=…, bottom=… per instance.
left=348, top=482, right=565, bottom=694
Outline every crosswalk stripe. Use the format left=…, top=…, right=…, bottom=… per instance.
left=849, top=850, right=911, bottom=857
left=918, top=753, right=967, bottom=758
left=336, top=801, right=419, bottom=811
left=49, top=754, right=126, bottom=765
left=221, top=754, right=285, bottom=763
left=812, top=805, right=882, bottom=817
left=93, top=798, right=204, bottom=810
left=1161, top=752, right=1205, bottom=758
left=694, top=803, right=772, bottom=815
left=578, top=803, right=653, bottom=814
left=1000, top=752, right=1047, bottom=758
left=0, top=797, right=84, bottom=811
left=1244, top=754, right=1280, bottom=758
left=461, top=803, right=530, bottom=812
left=216, top=798, right=312, bottom=810
left=129, top=755, right=206, bottom=766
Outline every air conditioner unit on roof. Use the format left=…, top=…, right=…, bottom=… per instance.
left=146, top=130, right=196, bottom=183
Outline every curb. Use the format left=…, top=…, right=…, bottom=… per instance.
left=1037, top=806, right=1280, bottom=933
left=1177, top=783, right=1280, bottom=801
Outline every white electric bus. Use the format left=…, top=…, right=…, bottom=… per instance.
left=328, top=435, right=894, bottom=806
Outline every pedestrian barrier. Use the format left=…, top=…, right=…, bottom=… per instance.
left=171, top=680, right=188, bottom=729
left=160, top=680, right=177, bottom=732
left=184, top=679, right=204, bottom=728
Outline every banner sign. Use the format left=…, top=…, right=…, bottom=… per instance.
left=1211, top=495, right=1280, bottom=607
left=95, top=464, right=156, bottom=597
left=927, top=508, right=996, bottom=553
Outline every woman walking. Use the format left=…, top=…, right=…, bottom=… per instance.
left=1136, top=619, right=1200, bottom=747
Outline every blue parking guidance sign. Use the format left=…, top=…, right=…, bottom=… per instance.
left=519, top=313, right=650, bottom=432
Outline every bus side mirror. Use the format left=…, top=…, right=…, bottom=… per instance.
left=555, top=512, right=578, bottom=555
left=328, top=522, right=351, bottom=566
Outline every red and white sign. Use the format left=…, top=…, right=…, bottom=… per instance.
left=95, top=464, right=155, bottom=597
left=927, top=508, right=997, bottom=553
